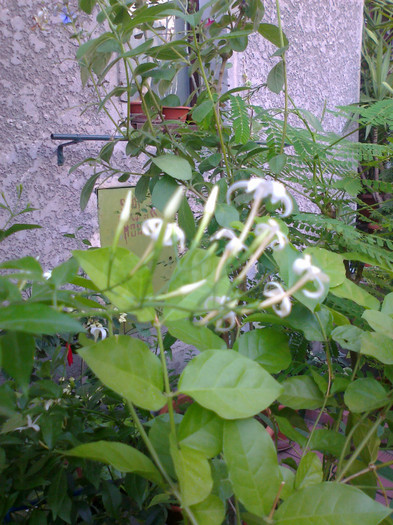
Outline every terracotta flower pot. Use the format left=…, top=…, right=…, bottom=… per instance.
left=130, top=100, right=144, bottom=116
left=162, top=106, right=190, bottom=121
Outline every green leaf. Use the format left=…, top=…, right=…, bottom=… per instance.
left=178, top=197, right=196, bottom=241
left=170, top=436, right=213, bottom=506
left=0, top=304, right=82, bottom=335
left=0, top=332, right=35, bottom=390
left=361, top=332, right=393, bottom=364
left=295, top=452, right=323, bottom=490
left=308, top=429, right=346, bottom=458
left=344, top=378, right=388, bottom=413
left=73, top=247, right=154, bottom=321
left=149, top=414, right=182, bottom=479
left=362, top=310, right=393, bottom=338
left=152, top=155, right=192, bottom=181
left=190, top=494, right=225, bottom=525
left=233, top=328, right=291, bottom=374
left=0, top=223, right=41, bottom=241
left=78, top=335, right=166, bottom=411
left=267, top=61, right=285, bottom=94
left=331, top=325, right=364, bottom=352
left=229, top=34, right=248, bottom=52
left=49, top=258, right=79, bottom=286
left=80, top=173, right=101, bottom=211
left=166, top=320, right=226, bottom=351
left=278, top=376, right=324, bottom=410
left=269, top=153, right=287, bottom=174
left=280, top=466, right=295, bottom=500
left=330, top=279, right=380, bottom=310
left=178, top=350, right=282, bottom=419
left=79, top=0, right=96, bottom=14
left=381, top=293, right=393, bottom=315
left=161, top=94, right=181, bottom=107
left=66, top=441, right=163, bottom=485
left=134, top=176, right=150, bottom=203
left=0, top=256, right=43, bottom=280
left=47, top=469, right=71, bottom=522
left=298, top=108, right=324, bottom=132
left=223, top=418, right=282, bottom=516
left=274, top=482, right=391, bottom=525
left=229, top=95, right=250, bottom=144
left=178, top=404, right=223, bottom=458
left=258, top=23, right=288, bottom=47
left=151, top=175, right=179, bottom=212
left=215, top=203, right=240, bottom=228
left=305, top=248, right=346, bottom=288
left=192, top=100, right=214, bottom=123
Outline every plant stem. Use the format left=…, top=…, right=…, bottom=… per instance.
left=275, top=0, right=288, bottom=154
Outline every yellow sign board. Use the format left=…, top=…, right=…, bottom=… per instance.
left=97, top=187, right=175, bottom=290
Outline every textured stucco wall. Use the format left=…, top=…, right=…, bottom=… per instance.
left=0, top=0, right=363, bottom=269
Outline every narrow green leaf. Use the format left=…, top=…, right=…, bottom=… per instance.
left=66, top=441, right=163, bottom=485
left=152, top=155, right=192, bottom=181
left=178, top=350, right=283, bottom=419
left=78, top=335, right=166, bottom=411
left=0, top=332, right=35, bottom=390
left=274, top=482, right=391, bottom=525
left=0, top=304, right=82, bottom=335
left=80, top=173, right=101, bottom=211
left=224, top=418, right=282, bottom=516
left=344, top=378, right=388, bottom=413
left=178, top=197, right=196, bottom=241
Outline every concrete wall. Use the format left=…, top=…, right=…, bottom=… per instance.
left=0, top=0, right=364, bottom=270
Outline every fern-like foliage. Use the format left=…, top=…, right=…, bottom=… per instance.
left=229, top=95, right=250, bottom=145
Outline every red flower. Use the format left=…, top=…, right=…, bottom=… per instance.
left=66, top=343, right=73, bottom=366
left=204, top=18, right=214, bottom=27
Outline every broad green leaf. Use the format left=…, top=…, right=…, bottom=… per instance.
left=344, top=378, right=388, bottom=413
left=178, top=404, right=223, bottom=458
left=79, top=0, right=96, bottom=14
left=295, top=452, right=323, bottom=490
left=152, top=155, right=192, bottom=181
left=381, top=293, right=393, bottom=315
left=331, top=325, right=364, bottom=352
left=49, top=258, right=79, bottom=286
left=0, top=304, right=82, bottom=335
left=0, top=256, right=43, bottom=280
left=73, top=247, right=154, bottom=321
left=361, top=332, right=393, bottom=364
left=267, top=61, right=284, bottom=94
left=215, top=203, right=240, bottom=228
left=305, top=248, right=346, bottom=287
left=280, top=466, right=295, bottom=500
left=0, top=332, right=35, bottom=390
left=233, top=328, right=291, bottom=373
left=278, top=376, right=324, bottom=410
left=274, top=482, right=391, bottom=525
left=66, top=441, right=163, bottom=485
left=151, top=175, right=179, bottom=212
left=286, top=304, right=333, bottom=341
left=362, top=310, right=393, bottom=338
left=330, top=279, right=380, bottom=310
left=192, top=100, right=214, bottom=123
left=78, top=335, right=166, bottom=411
left=190, top=494, right=225, bottom=525
left=269, top=154, right=287, bottom=174
left=258, top=23, right=289, bottom=47
left=223, top=418, right=282, bottom=516
left=170, top=436, right=213, bottom=506
left=229, top=34, right=248, bottom=52
left=309, top=428, right=346, bottom=457
left=178, top=350, right=282, bottom=419
left=166, top=320, right=226, bottom=351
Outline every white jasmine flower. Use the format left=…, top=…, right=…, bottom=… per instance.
left=263, top=282, right=292, bottom=317
left=211, top=228, right=246, bottom=255
left=118, top=313, right=127, bottom=323
left=142, top=218, right=185, bottom=251
left=43, top=270, right=52, bottom=280
left=204, top=296, right=237, bottom=332
left=292, top=254, right=329, bottom=299
left=227, top=178, right=293, bottom=217
left=90, top=323, right=107, bottom=341
left=15, top=415, right=40, bottom=432
left=254, top=219, right=288, bottom=250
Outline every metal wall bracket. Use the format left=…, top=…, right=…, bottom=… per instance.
left=51, top=134, right=126, bottom=166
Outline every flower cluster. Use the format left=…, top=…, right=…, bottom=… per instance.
left=142, top=218, right=185, bottom=251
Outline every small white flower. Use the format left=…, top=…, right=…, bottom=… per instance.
left=204, top=296, right=237, bottom=332
left=263, top=282, right=292, bottom=317
left=254, top=219, right=288, bottom=250
left=292, top=254, right=329, bottom=299
left=43, top=270, right=52, bottom=280
left=142, top=218, right=185, bottom=251
left=15, top=415, right=40, bottom=432
left=90, top=324, right=107, bottom=341
left=227, top=178, right=293, bottom=217
left=118, top=313, right=127, bottom=323
left=211, top=229, right=246, bottom=255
